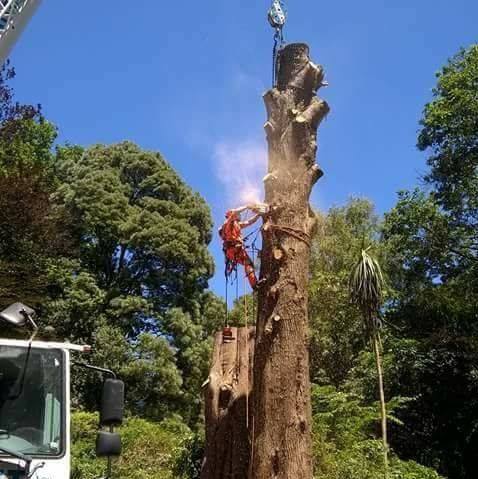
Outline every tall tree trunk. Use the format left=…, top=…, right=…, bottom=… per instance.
left=201, top=327, right=255, bottom=479
left=251, top=43, right=329, bottom=479
left=372, top=331, right=389, bottom=478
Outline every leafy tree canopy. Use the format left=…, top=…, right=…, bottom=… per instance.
left=419, top=45, right=478, bottom=219
left=55, top=142, right=214, bottom=333
left=408, top=45, right=478, bottom=283
left=381, top=44, right=478, bottom=479
left=45, top=142, right=223, bottom=425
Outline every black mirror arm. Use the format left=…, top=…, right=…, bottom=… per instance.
left=21, top=311, right=38, bottom=331
left=18, top=310, right=39, bottom=342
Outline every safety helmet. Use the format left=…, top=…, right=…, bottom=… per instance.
left=225, top=210, right=239, bottom=220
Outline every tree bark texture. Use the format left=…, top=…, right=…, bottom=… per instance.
left=251, top=43, right=329, bottom=479
left=201, top=327, right=255, bottom=479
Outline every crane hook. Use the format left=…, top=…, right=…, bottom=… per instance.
left=268, top=1, right=287, bottom=87
left=268, top=0, right=286, bottom=30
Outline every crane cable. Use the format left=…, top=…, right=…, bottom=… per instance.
left=268, top=0, right=287, bottom=86
left=244, top=272, right=249, bottom=429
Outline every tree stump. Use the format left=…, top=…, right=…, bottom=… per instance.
left=251, top=43, right=329, bottom=479
left=201, top=327, right=255, bottom=479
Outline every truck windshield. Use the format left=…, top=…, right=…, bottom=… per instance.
left=0, top=346, right=64, bottom=457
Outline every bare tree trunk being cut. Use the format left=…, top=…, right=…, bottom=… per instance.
left=201, top=327, right=255, bottom=479
left=251, top=43, right=329, bottom=479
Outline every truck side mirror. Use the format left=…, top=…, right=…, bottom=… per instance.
left=0, top=302, right=37, bottom=329
left=96, top=431, right=122, bottom=457
left=100, top=378, right=125, bottom=427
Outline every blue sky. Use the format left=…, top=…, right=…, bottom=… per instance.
left=9, top=0, right=478, bottom=296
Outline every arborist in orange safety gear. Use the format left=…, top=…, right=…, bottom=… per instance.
left=219, top=204, right=268, bottom=290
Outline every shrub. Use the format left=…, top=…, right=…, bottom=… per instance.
left=71, top=412, right=191, bottom=479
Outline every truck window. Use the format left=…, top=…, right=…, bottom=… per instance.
left=0, top=346, right=64, bottom=457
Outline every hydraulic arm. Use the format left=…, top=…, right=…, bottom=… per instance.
left=0, top=0, right=42, bottom=64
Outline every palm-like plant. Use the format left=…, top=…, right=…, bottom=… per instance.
left=349, top=247, right=388, bottom=477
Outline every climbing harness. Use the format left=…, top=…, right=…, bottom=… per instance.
left=242, top=225, right=261, bottom=246
left=222, top=215, right=262, bottom=343
left=268, top=0, right=287, bottom=86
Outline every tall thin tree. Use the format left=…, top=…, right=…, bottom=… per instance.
left=349, top=248, right=388, bottom=477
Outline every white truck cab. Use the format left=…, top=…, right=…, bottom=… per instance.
left=0, top=339, right=88, bottom=479
left=0, top=304, right=124, bottom=479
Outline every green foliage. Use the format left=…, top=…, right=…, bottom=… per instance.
left=308, top=199, right=445, bottom=478
left=38, top=141, right=221, bottom=425
left=311, top=386, right=443, bottom=479
left=309, top=198, right=381, bottom=386
left=159, top=293, right=225, bottom=424
left=382, top=333, right=478, bottom=478
left=0, top=96, right=221, bottom=421
left=33, top=141, right=222, bottom=425
left=418, top=45, right=478, bottom=219
left=383, top=189, right=461, bottom=290
left=44, top=260, right=106, bottom=341
left=55, top=141, right=214, bottom=319
left=122, top=333, right=184, bottom=419
left=0, top=62, right=40, bottom=125
left=171, top=432, right=204, bottom=479
left=409, top=44, right=478, bottom=287
left=226, top=293, right=256, bottom=327
left=71, top=412, right=193, bottom=479
left=0, top=94, right=72, bottom=310
left=380, top=45, right=478, bottom=479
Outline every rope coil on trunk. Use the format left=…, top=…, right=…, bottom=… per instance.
left=268, top=224, right=312, bottom=247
